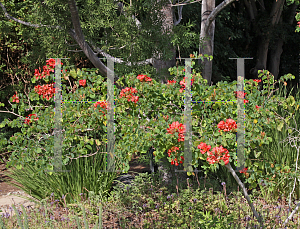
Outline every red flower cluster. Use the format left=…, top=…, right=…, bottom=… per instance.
left=165, top=121, right=186, bottom=166
left=239, top=167, right=248, bottom=174
left=24, top=114, right=39, bottom=124
left=34, top=83, right=56, bottom=100
left=137, top=74, right=152, bottom=82
left=12, top=91, right=19, bottom=103
left=167, top=146, right=179, bottom=157
left=34, top=58, right=65, bottom=80
left=166, top=121, right=186, bottom=142
left=197, top=142, right=211, bottom=154
left=252, top=79, right=261, bottom=83
left=34, top=66, right=53, bottom=80
left=179, top=77, right=195, bottom=93
left=93, top=101, right=109, bottom=116
left=171, top=156, right=184, bottom=166
left=119, top=87, right=139, bottom=103
left=79, top=79, right=86, bottom=87
left=197, top=119, right=238, bottom=165
left=207, top=145, right=230, bottom=165
left=167, top=80, right=176, bottom=85
left=166, top=147, right=184, bottom=166
left=255, top=105, right=261, bottom=111
left=217, top=118, right=237, bottom=133
left=46, top=58, right=57, bottom=68
left=198, top=142, right=230, bottom=165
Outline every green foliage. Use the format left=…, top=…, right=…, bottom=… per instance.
left=5, top=143, right=122, bottom=206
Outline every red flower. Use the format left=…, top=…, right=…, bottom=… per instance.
left=119, top=87, right=139, bottom=103
left=252, top=79, right=261, bottom=83
left=34, top=83, right=56, bottom=100
left=34, top=69, right=42, bottom=80
left=46, top=58, right=56, bottom=68
left=163, top=115, right=169, bottom=121
left=207, top=145, right=230, bottom=165
left=46, top=58, right=63, bottom=69
left=137, top=74, right=152, bottom=82
left=167, top=146, right=180, bottom=157
left=217, top=119, right=237, bottom=132
left=166, top=121, right=186, bottom=142
left=167, top=80, right=176, bottom=84
left=24, top=114, right=39, bottom=124
left=197, top=142, right=211, bottom=154
left=79, top=79, right=86, bottom=87
left=94, top=101, right=110, bottom=116
left=255, top=105, right=261, bottom=111
left=179, top=77, right=195, bottom=93
left=12, top=92, right=19, bottom=103
left=239, top=167, right=248, bottom=174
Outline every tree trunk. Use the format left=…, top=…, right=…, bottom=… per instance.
left=197, top=0, right=237, bottom=87
left=249, top=35, right=270, bottom=78
left=248, top=0, right=285, bottom=90
left=151, top=0, right=176, bottom=84
left=268, top=3, right=298, bottom=82
left=198, top=0, right=215, bottom=87
left=268, top=36, right=283, bottom=82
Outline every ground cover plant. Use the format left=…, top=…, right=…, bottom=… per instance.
left=0, top=58, right=300, bottom=227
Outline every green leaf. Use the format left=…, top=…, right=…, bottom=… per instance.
left=254, top=151, right=261, bottom=158
left=69, top=69, right=77, bottom=79
left=277, top=121, right=284, bottom=131
left=225, top=133, right=232, bottom=139
left=213, top=131, right=220, bottom=137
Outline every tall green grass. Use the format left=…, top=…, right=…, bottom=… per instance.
left=5, top=142, right=124, bottom=206
left=251, top=81, right=300, bottom=199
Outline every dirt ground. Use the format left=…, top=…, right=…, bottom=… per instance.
left=0, top=163, right=24, bottom=196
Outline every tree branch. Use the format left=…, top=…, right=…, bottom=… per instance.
left=244, top=0, right=255, bottom=21
left=0, top=2, right=62, bottom=29
left=171, top=0, right=202, bottom=7
left=0, top=0, right=172, bottom=86
left=204, top=0, right=237, bottom=35
left=173, top=0, right=184, bottom=26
